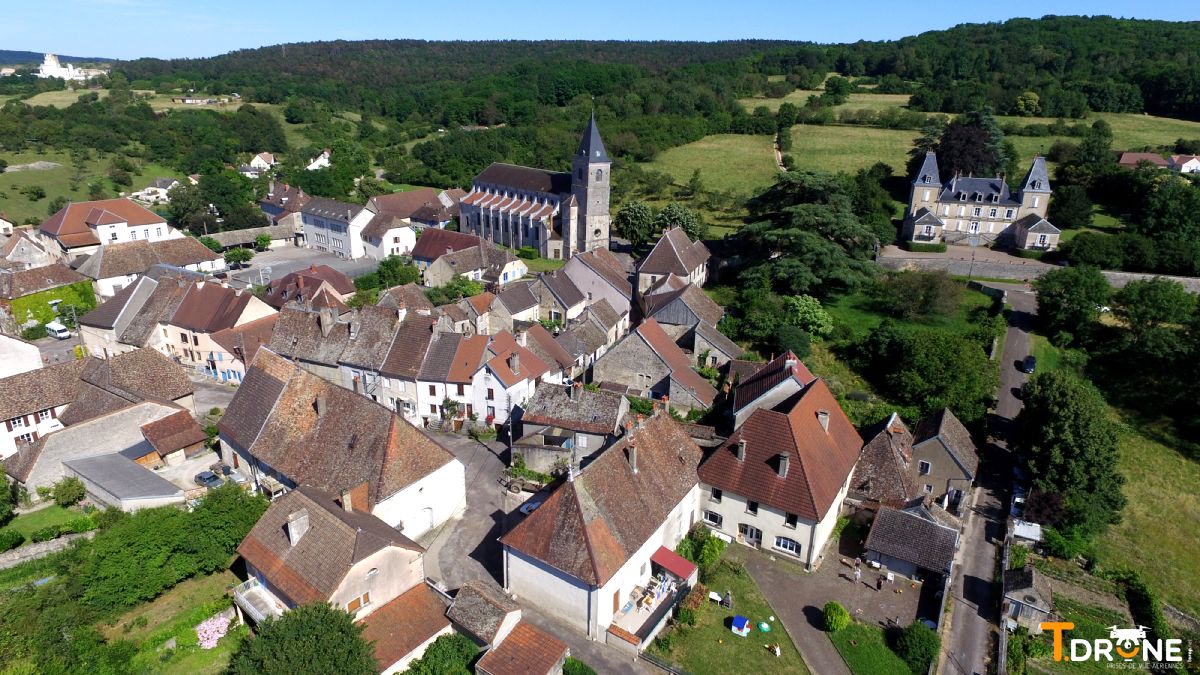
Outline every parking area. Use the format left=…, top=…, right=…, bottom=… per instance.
left=225, top=246, right=377, bottom=288
left=32, top=335, right=81, bottom=365
left=155, top=449, right=222, bottom=492
left=188, top=374, right=238, bottom=417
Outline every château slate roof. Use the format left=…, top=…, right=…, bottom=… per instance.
left=912, top=151, right=940, bottom=186
left=1013, top=214, right=1061, bottom=234
left=938, top=177, right=1018, bottom=206
left=1020, top=156, right=1051, bottom=193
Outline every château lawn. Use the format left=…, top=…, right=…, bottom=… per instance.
left=788, top=125, right=916, bottom=175
left=645, top=134, right=780, bottom=195
left=828, top=622, right=911, bottom=675
left=647, top=559, right=809, bottom=675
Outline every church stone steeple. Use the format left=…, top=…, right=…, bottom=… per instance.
left=571, top=112, right=612, bottom=254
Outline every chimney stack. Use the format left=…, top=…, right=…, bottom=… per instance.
left=315, top=393, right=327, bottom=417
left=340, top=489, right=354, bottom=512
left=571, top=382, right=581, bottom=401
left=736, top=438, right=747, bottom=462
left=286, top=508, right=310, bottom=547
left=817, top=410, right=830, bottom=432
left=508, top=351, right=520, bottom=373
left=778, top=452, right=790, bottom=479
left=628, top=442, right=638, bottom=474
left=516, top=329, right=527, bottom=347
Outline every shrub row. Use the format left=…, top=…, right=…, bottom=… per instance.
left=0, top=528, right=24, bottom=551
left=902, top=241, right=947, bottom=253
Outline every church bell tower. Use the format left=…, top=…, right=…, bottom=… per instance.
left=571, top=112, right=612, bottom=253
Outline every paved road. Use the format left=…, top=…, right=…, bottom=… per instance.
left=32, top=335, right=81, bottom=365
left=942, top=283, right=1034, bottom=675
left=189, top=374, right=238, bottom=418
left=226, top=246, right=377, bottom=289
left=420, top=432, right=646, bottom=674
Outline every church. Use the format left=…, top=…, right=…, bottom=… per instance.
left=902, top=152, right=1061, bottom=251
left=459, top=114, right=611, bottom=260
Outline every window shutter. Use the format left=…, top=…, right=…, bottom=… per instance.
left=23, top=415, right=30, bottom=427
left=4, top=419, right=11, bottom=432
left=49, top=407, right=57, bottom=419
left=31, top=431, right=38, bottom=442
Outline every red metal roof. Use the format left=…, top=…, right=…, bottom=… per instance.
left=651, top=546, right=697, bottom=582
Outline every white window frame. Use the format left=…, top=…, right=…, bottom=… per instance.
left=918, top=460, right=932, bottom=475
left=773, top=536, right=800, bottom=555
left=703, top=510, right=723, bottom=527
left=10, top=416, right=25, bottom=429
left=38, top=410, right=51, bottom=421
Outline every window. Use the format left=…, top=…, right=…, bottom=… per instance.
left=156, top=227, right=162, bottom=237
left=16, top=432, right=34, bottom=444
left=130, top=230, right=138, bottom=240
left=922, top=225, right=933, bottom=236
left=703, top=510, right=723, bottom=527
left=924, top=484, right=933, bottom=494
left=346, top=592, right=371, bottom=613
left=1032, top=196, right=1040, bottom=209
left=429, top=405, right=437, bottom=414
left=192, top=335, right=199, bottom=346
left=577, top=168, right=583, bottom=180
left=785, top=513, right=798, bottom=529
left=989, top=208, right=997, bottom=218
left=918, top=460, right=931, bottom=475
left=746, top=500, right=759, bottom=516
left=487, top=405, right=495, bottom=418
left=773, top=536, right=800, bottom=555
left=576, top=434, right=588, bottom=448
left=1037, top=234, right=1048, bottom=246
left=456, top=384, right=465, bottom=396
left=110, top=231, right=118, bottom=241
left=710, top=487, right=722, bottom=503
left=180, top=332, right=188, bottom=343
left=38, top=409, right=51, bottom=421
left=366, top=568, right=379, bottom=579
left=10, top=416, right=25, bottom=429
left=738, top=523, right=762, bottom=543
left=972, top=207, right=982, bottom=217
left=143, top=229, right=149, bottom=239
left=1005, top=209, right=1014, bottom=219
left=975, top=193, right=983, bottom=202
left=487, top=388, right=495, bottom=400
left=428, top=385, right=436, bottom=396
left=922, top=189, right=930, bottom=201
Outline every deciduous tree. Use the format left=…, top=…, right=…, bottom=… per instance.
left=229, top=603, right=376, bottom=675
left=1033, top=266, right=1110, bottom=342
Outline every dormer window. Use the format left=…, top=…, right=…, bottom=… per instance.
left=991, top=194, right=1000, bottom=203
left=922, top=175, right=931, bottom=183
left=958, top=192, right=966, bottom=201
left=1033, top=180, right=1042, bottom=190
left=974, top=193, right=983, bottom=202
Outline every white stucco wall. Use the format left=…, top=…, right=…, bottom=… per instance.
left=328, top=546, right=424, bottom=620
left=504, top=548, right=594, bottom=632
left=371, top=458, right=466, bottom=539
left=365, top=226, right=416, bottom=261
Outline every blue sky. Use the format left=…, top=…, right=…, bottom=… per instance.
left=3, top=0, right=1195, bottom=60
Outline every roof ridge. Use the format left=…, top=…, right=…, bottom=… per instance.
left=571, top=481, right=605, bottom=586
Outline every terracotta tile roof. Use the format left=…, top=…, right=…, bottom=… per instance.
left=731, top=351, right=815, bottom=413
left=222, top=349, right=456, bottom=503
left=573, top=248, right=631, bottom=296
left=849, top=412, right=918, bottom=504
left=237, top=486, right=423, bottom=606
left=864, top=505, right=958, bottom=574
left=637, top=228, right=710, bottom=277
left=475, top=620, right=567, bottom=675
left=360, top=583, right=452, bottom=671
left=474, top=163, right=571, bottom=196
left=265, top=265, right=354, bottom=308
left=635, top=319, right=716, bottom=407
left=75, top=238, right=217, bottom=281
left=501, top=412, right=702, bottom=586
left=699, top=379, right=862, bottom=521
left=1118, top=152, right=1168, bottom=167
left=446, top=580, right=519, bottom=645
left=410, top=229, right=480, bottom=262
left=523, top=323, right=573, bottom=370
left=913, top=408, right=979, bottom=479
left=465, top=292, right=495, bottom=317
left=367, top=188, right=455, bottom=226
left=30, top=350, right=193, bottom=429
left=102, top=348, right=194, bottom=403
left=169, top=282, right=255, bottom=333
left=0, top=264, right=87, bottom=299
left=645, top=283, right=724, bottom=327
left=40, top=199, right=165, bottom=248
left=210, top=314, right=278, bottom=366
left=447, top=334, right=489, bottom=383
left=484, top=332, right=549, bottom=388
left=378, top=283, right=434, bottom=313
left=521, top=384, right=626, bottom=435
left=0, top=359, right=87, bottom=420
left=140, top=409, right=206, bottom=455
left=380, top=312, right=437, bottom=379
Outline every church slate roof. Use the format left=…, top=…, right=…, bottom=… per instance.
left=474, top=164, right=571, bottom=196
left=576, top=112, right=610, bottom=164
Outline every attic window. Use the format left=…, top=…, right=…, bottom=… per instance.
left=922, top=175, right=931, bottom=183
left=958, top=192, right=966, bottom=201
left=974, top=193, right=983, bottom=202
left=991, top=194, right=999, bottom=203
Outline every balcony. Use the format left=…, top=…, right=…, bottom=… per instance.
left=233, top=578, right=287, bottom=625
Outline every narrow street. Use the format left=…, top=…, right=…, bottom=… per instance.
left=943, top=283, right=1035, bottom=675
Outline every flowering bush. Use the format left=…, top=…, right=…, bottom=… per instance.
left=196, top=614, right=231, bottom=649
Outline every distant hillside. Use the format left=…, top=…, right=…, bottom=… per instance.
left=0, top=50, right=112, bottom=65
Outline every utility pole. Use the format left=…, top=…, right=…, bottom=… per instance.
left=69, top=304, right=84, bottom=358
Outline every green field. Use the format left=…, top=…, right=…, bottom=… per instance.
left=998, top=112, right=1200, bottom=151
left=645, top=134, right=779, bottom=194
left=648, top=559, right=809, bottom=675
left=789, top=125, right=916, bottom=175
left=6, top=505, right=78, bottom=539
left=741, top=91, right=911, bottom=114
left=823, top=283, right=994, bottom=340
left=1027, top=598, right=1126, bottom=675
left=21, top=88, right=111, bottom=107
left=1029, top=334, right=1062, bottom=373
left=829, top=622, right=912, bottom=675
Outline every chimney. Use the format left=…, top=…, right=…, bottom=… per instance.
left=397, top=305, right=407, bottom=322
left=570, top=382, right=581, bottom=401
left=817, top=410, right=830, bottom=432
left=507, top=351, right=519, bottom=373
left=778, top=452, right=790, bottom=479
left=315, top=393, right=327, bottom=417
left=516, top=329, right=527, bottom=347
left=339, top=489, right=354, bottom=512
left=785, top=357, right=797, bottom=371
left=446, top=247, right=453, bottom=255
left=736, top=438, right=747, bottom=462
left=286, top=509, right=310, bottom=547
left=628, top=442, right=638, bottom=474
left=349, top=320, right=360, bottom=340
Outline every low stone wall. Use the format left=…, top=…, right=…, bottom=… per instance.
left=512, top=444, right=568, bottom=474
left=0, top=530, right=97, bottom=570
left=880, top=255, right=1200, bottom=292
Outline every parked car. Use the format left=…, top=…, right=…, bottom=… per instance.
left=519, top=500, right=543, bottom=516
left=194, top=470, right=224, bottom=489
left=1020, top=355, right=1037, bottom=374
left=45, top=321, right=71, bottom=340
left=215, top=464, right=249, bottom=485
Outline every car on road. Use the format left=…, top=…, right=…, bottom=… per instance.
left=45, top=321, right=72, bottom=340
left=518, top=500, right=543, bottom=516
left=194, top=470, right=224, bottom=489
left=1019, top=355, right=1037, bottom=374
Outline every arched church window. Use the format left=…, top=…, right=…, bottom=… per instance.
left=595, top=169, right=603, bottom=181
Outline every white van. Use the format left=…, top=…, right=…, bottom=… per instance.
left=45, top=321, right=71, bottom=340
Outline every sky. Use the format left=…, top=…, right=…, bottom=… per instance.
left=2, top=0, right=1196, bottom=61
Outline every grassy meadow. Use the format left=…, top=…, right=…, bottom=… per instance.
left=645, top=133, right=780, bottom=194
left=740, top=91, right=911, bottom=114
left=829, top=622, right=912, bottom=675
left=788, top=125, right=916, bottom=174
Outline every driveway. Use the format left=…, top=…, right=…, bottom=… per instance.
left=188, top=373, right=239, bottom=418
left=419, top=431, right=647, bottom=673
left=730, top=541, right=922, bottom=675
left=32, top=335, right=81, bottom=365
left=225, top=246, right=377, bottom=289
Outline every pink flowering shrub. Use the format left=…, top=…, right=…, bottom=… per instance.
left=196, top=614, right=231, bottom=649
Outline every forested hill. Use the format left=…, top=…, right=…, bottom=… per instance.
left=0, top=50, right=112, bottom=64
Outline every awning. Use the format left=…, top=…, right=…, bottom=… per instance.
left=651, top=546, right=697, bottom=582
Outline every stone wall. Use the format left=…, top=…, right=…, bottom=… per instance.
left=0, top=531, right=97, bottom=570
left=880, top=255, right=1200, bottom=292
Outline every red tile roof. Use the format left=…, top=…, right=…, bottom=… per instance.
left=732, top=351, right=815, bottom=413
left=40, top=199, right=165, bottom=248
left=636, top=319, right=716, bottom=406
left=359, top=583, right=452, bottom=672
left=169, top=282, right=256, bottom=333
left=265, top=265, right=354, bottom=308
left=699, top=379, right=862, bottom=521
left=475, top=620, right=568, bottom=675
left=446, top=334, right=489, bottom=384
left=410, top=229, right=480, bottom=262
left=0, top=263, right=88, bottom=299
left=650, top=546, right=697, bottom=582
left=210, top=314, right=278, bottom=366
left=140, top=409, right=207, bottom=455
left=485, top=331, right=550, bottom=388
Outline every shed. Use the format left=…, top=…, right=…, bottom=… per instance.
left=63, top=453, right=185, bottom=511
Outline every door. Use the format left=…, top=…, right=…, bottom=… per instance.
left=613, top=589, right=620, bottom=614
left=739, top=523, right=763, bottom=546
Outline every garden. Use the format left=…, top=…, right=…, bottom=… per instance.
left=648, top=528, right=809, bottom=675
left=824, top=601, right=939, bottom=675
left=0, top=477, right=98, bottom=553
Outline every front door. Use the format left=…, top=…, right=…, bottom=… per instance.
left=739, top=523, right=763, bottom=546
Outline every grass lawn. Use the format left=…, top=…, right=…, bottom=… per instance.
left=1026, top=597, right=1125, bottom=675
left=22, top=88, right=110, bottom=107
left=101, top=571, right=237, bottom=641
left=1093, top=419, right=1200, bottom=618
left=996, top=112, right=1200, bottom=151
left=740, top=91, right=910, bottom=114
left=645, top=134, right=779, bottom=195
left=7, top=505, right=78, bottom=539
left=788, top=125, right=917, bottom=175
left=1029, top=334, right=1062, bottom=373
left=823, top=284, right=994, bottom=340
left=522, top=257, right=566, bottom=273
left=648, top=559, right=809, bottom=674
left=829, top=622, right=911, bottom=675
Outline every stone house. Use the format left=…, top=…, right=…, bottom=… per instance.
left=514, top=383, right=629, bottom=473
left=635, top=228, right=710, bottom=295
left=0, top=230, right=56, bottom=270
left=562, top=247, right=633, bottom=317
left=863, top=502, right=959, bottom=580
left=847, top=412, right=920, bottom=506
left=698, top=378, right=862, bottom=569
left=911, top=408, right=979, bottom=512
left=529, top=271, right=586, bottom=324
left=1003, top=565, right=1053, bottom=632
left=75, top=238, right=224, bottom=299
left=591, top=318, right=716, bottom=412
left=424, top=242, right=525, bottom=289
left=643, top=282, right=740, bottom=367
left=488, top=282, right=540, bottom=334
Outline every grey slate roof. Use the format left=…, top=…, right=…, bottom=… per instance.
left=864, top=505, right=959, bottom=574
left=418, top=332, right=462, bottom=381
left=1004, top=565, right=1053, bottom=613
left=913, top=408, right=979, bottom=479
left=694, top=321, right=744, bottom=359
left=912, top=151, right=940, bottom=186
left=301, top=197, right=363, bottom=224
left=1020, top=156, right=1051, bottom=193
left=938, top=177, right=1019, bottom=206
left=446, top=580, right=519, bottom=645
left=538, top=271, right=585, bottom=309
left=64, top=452, right=183, bottom=501
left=1013, top=214, right=1061, bottom=234
left=497, top=282, right=538, bottom=314
left=521, top=384, right=627, bottom=435
left=575, top=112, right=611, bottom=164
